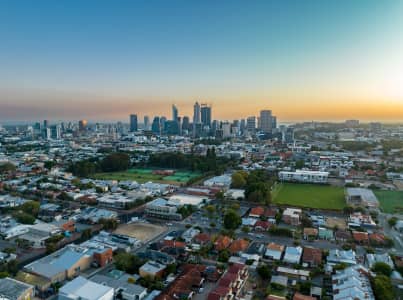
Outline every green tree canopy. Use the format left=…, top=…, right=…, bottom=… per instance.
left=223, top=209, right=241, bottom=230
left=372, top=262, right=393, bottom=277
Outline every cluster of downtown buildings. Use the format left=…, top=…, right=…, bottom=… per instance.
left=129, top=102, right=293, bottom=142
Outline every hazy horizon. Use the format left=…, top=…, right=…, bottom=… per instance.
left=1, top=1, right=403, bottom=122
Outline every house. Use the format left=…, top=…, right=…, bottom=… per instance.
left=229, top=239, right=249, bottom=254
left=283, top=246, right=303, bottom=264
left=327, top=249, right=357, bottom=266
left=332, top=265, right=375, bottom=300
left=254, top=220, right=271, bottom=231
left=207, top=263, right=248, bottom=300
left=349, top=212, right=376, bottom=228
left=214, top=235, right=232, bottom=251
left=58, top=276, right=114, bottom=300
left=139, top=261, right=166, bottom=279
left=366, top=253, right=394, bottom=269
left=156, top=265, right=205, bottom=300
left=270, top=275, right=288, bottom=287
left=302, top=247, right=322, bottom=267
left=293, top=293, right=316, bottom=300
left=91, top=270, right=148, bottom=300
left=0, top=277, right=34, bottom=300
left=303, top=228, right=318, bottom=240
left=352, top=231, right=369, bottom=244
left=181, top=227, right=200, bottom=243
left=335, top=229, right=352, bottom=242
left=193, top=233, right=211, bottom=246
left=276, top=267, right=310, bottom=280
left=282, top=208, right=302, bottom=226
left=318, top=227, right=333, bottom=240
left=249, top=206, right=265, bottom=218
left=265, top=243, right=284, bottom=261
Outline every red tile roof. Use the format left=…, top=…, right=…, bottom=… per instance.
left=250, top=206, right=265, bottom=217
left=293, top=293, right=316, bottom=300
left=352, top=231, right=369, bottom=242
left=214, top=235, right=232, bottom=251
left=229, top=239, right=250, bottom=253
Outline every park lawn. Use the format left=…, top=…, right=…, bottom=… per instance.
left=273, top=183, right=345, bottom=210
left=92, top=168, right=200, bottom=184
left=374, top=190, right=403, bottom=214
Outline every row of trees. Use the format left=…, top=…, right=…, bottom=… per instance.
left=147, top=149, right=233, bottom=174
left=231, top=170, right=275, bottom=204
left=68, top=152, right=130, bottom=177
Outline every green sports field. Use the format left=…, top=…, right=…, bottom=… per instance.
left=374, top=190, right=403, bottom=213
left=272, top=183, right=346, bottom=210
left=93, top=168, right=201, bottom=184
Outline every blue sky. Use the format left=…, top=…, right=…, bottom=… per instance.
left=0, top=0, right=403, bottom=122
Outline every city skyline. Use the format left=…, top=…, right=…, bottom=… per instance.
left=1, top=1, right=403, bottom=122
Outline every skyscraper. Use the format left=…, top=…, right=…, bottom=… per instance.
left=144, top=116, right=150, bottom=130
left=172, top=104, right=178, bottom=122
left=193, top=102, right=201, bottom=124
left=259, top=110, right=274, bottom=133
left=130, top=114, right=138, bottom=132
left=182, top=116, right=190, bottom=132
left=78, top=119, right=87, bottom=132
left=151, top=116, right=161, bottom=134
left=200, top=104, right=212, bottom=127
left=246, top=116, right=256, bottom=133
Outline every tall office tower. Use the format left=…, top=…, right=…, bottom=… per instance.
left=200, top=104, right=212, bottom=127
left=246, top=116, right=256, bottom=133
left=259, top=110, right=273, bottom=133
left=78, top=120, right=88, bottom=132
left=271, top=116, right=277, bottom=131
left=221, top=122, right=232, bottom=138
left=172, top=104, right=178, bottom=122
left=193, top=102, right=201, bottom=124
left=182, top=116, right=190, bottom=132
left=160, top=116, right=167, bottom=134
left=240, top=119, right=246, bottom=134
left=43, top=120, right=49, bottom=128
left=129, top=114, right=138, bottom=132
left=51, top=124, right=61, bottom=140
left=152, top=116, right=161, bottom=134
left=144, top=116, right=150, bottom=130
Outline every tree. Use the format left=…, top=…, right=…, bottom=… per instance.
left=205, top=205, right=216, bottom=215
left=244, top=170, right=273, bottom=205
left=295, top=160, right=305, bottom=169
left=388, top=217, right=398, bottom=227
left=372, top=262, right=393, bottom=277
left=372, top=275, right=395, bottom=300
left=231, top=172, right=247, bottom=188
left=223, top=209, right=241, bottom=230
left=218, top=250, right=230, bottom=263
left=343, top=206, right=354, bottom=215
left=20, top=201, right=40, bottom=217
left=0, top=162, right=16, bottom=173
left=115, top=253, right=145, bottom=274
left=257, top=264, right=271, bottom=280
left=100, top=152, right=130, bottom=172
left=13, top=211, right=35, bottom=224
